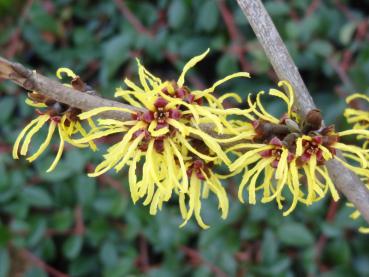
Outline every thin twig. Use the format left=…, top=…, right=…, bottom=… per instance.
left=0, top=56, right=143, bottom=121
left=114, top=0, right=154, bottom=37
left=0, top=56, right=225, bottom=139
left=21, top=249, right=70, bottom=277
left=236, top=0, right=369, bottom=224
left=218, top=0, right=252, bottom=72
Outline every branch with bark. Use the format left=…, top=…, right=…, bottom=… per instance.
left=1, top=0, right=368, bottom=226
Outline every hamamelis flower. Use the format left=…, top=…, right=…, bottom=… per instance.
left=230, top=137, right=300, bottom=215
left=230, top=81, right=369, bottom=215
left=343, top=93, right=369, bottom=234
left=73, top=50, right=255, bottom=227
left=178, top=139, right=231, bottom=229
left=12, top=68, right=96, bottom=172
left=344, top=93, right=369, bottom=131
left=75, top=94, right=230, bottom=224
left=115, top=48, right=253, bottom=136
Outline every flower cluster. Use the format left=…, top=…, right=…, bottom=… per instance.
left=13, top=68, right=96, bottom=172
left=60, top=49, right=250, bottom=228
left=343, top=93, right=369, bottom=233
left=229, top=83, right=369, bottom=215
left=12, top=50, right=369, bottom=230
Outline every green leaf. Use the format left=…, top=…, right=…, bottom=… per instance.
left=325, top=240, right=351, bottom=265
left=21, top=187, right=53, bottom=208
left=179, top=37, right=210, bottom=57
left=277, top=222, right=314, bottom=247
left=309, top=40, right=333, bottom=57
left=29, top=4, right=59, bottom=34
left=27, top=218, right=47, bottom=247
left=168, top=0, right=188, bottom=29
left=100, top=34, right=131, bottom=84
left=50, top=209, right=73, bottom=231
left=0, top=97, right=15, bottom=123
left=75, top=175, right=96, bottom=206
left=100, top=241, right=118, bottom=267
left=265, top=2, right=290, bottom=16
left=261, top=229, right=278, bottom=264
left=0, top=248, right=10, bottom=277
left=340, top=22, right=357, bottom=45
left=196, top=0, right=219, bottom=32
left=24, top=266, right=48, bottom=277
left=216, top=54, right=239, bottom=77
left=63, top=235, right=83, bottom=260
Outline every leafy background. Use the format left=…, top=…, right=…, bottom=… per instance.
left=1, top=0, right=369, bottom=276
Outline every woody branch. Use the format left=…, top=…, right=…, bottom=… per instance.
left=0, top=0, right=369, bottom=225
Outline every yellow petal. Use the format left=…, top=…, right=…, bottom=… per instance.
left=46, top=126, right=65, bottom=172
left=177, top=48, right=210, bottom=87
left=346, top=93, right=369, bottom=103
left=56, top=67, right=77, bottom=79
left=25, top=98, right=47, bottom=108
left=20, top=115, right=49, bottom=156
left=78, top=107, right=135, bottom=120
left=168, top=139, right=189, bottom=192
left=27, top=121, right=56, bottom=162
left=13, top=117, right=43, bottom=159
left=202, top=72, right=251, bottom=94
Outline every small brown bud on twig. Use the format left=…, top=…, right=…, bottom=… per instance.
left=302, top=109, right=322, bottom=133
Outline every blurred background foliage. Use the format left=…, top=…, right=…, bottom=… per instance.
left=0, top=0, right=369, bottom=276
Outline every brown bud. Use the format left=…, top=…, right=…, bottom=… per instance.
left=71, top=76, right=87, bottom=91
left=28, top=92, right=46, bottom=102
left=305, top=109, right=322, bottom=130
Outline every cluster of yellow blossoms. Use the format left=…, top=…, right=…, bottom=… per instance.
left=12, top=49, right=369, bottom=230
left=343, top=94, right=369, bottom=233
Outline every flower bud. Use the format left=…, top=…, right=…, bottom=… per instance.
left=305, top=109, right=322, bottom=131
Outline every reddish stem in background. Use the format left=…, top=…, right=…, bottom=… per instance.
left=340, top=50, right=353, bottom=73
left=114, top=0, right=154, bottom=37
left=334, top=0, right=355, bottom=20
left=87, top=162, right=128, bottom=196
left=21, top=249, right=70, bottom=277
left=46, top=205, right=85, bottom=236
left=315, top=199, right=339, bottom=270
left=0, top=143, right=12, bottom=153
left=305, top=0, right=321, bottom=17
left=114, top=0, right=207, bottom=89
left=355, top=20, right=369, bottom=41
left=73, top=206, right=85, bottom=235
left=218, top=0, right=252, bottom=72
left=135, top=235, right=150, bottom=272
left=3, top=0, right=34, bottom=58
left=181, top=246, right=228, bottom=277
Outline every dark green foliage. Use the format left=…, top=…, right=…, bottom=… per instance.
left=0, top=0, right=369, bottom=276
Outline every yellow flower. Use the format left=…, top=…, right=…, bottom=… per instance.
left=177, top=139, right=231, bottom=229
left=344, top=93, right=369, bottom=131
left=76, top=95, right=227, bottom=224
left=115, top=48, right=254, bottom=136
left=230, top=137, right=302, bottom=215
left=74, top=50, right=255, bottom=227
left=12, top=68, right=96, bottom=172
left=228, top=81, right=369, bottom=214
left=343, top=93, right=369, bottom=234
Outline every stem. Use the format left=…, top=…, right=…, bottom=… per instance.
left=236, top=0, right=369, bottom=224
left=0, top=57, right=143, bottom=121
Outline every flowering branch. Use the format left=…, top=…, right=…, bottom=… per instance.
left=1, top=1, right=369, bottom=228
left=0, top=56, right=228, bottom=141
left=236, top=0, right=369, bottom=224
left=0, top=57, right=143, bottom=121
